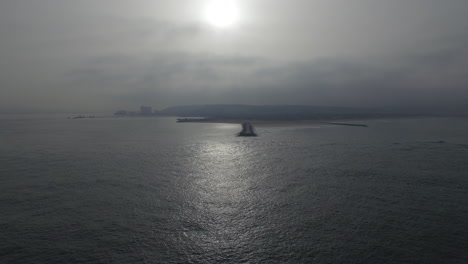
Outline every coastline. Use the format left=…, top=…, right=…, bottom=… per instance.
left=176, top=118, right=373, bottom=127
left=175, top=115, right=450, bottom=127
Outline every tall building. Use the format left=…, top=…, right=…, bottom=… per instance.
left=140, top=105, right=153, bottom=115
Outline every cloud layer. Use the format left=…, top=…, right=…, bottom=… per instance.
left=1, top=0, right=467, bottom=113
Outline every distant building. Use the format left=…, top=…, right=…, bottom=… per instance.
left=140, top=106, right=153, bottom=115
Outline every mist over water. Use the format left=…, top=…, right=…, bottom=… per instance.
left=1, top=117, right=467, bottom=263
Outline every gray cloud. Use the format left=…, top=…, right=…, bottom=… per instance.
left=0, top=0, right=467, bottom=113
left=57, top=40, right=467, bottom=111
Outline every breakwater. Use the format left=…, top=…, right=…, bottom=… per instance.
left=323, top=122, right=368, bottom=127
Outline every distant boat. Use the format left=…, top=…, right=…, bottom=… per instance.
left=237, top=122, right=257, bottom=137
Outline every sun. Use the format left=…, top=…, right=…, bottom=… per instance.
left=204, top=0, right=240, bottom=28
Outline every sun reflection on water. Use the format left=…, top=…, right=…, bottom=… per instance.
left=181, top=140, right=263, bottom=256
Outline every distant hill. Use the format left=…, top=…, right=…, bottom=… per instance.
left=157, top=104, right=394, bottom=120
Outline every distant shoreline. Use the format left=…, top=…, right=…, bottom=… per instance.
left=176, top=118, right=376, bottom=127
left=174, top=115, right=456, bottom=127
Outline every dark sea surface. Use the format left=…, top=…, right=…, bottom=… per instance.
left=1, top=116, right=467, bottom=263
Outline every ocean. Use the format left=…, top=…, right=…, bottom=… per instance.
left=1, top=116, right=467, bottom=263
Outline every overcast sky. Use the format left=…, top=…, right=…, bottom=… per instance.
left=1, top=0, right=467, bottom=113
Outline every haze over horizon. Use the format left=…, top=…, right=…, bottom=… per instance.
left=1, top=0, right=467, bottom=113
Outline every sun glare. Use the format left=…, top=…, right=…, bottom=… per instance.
left=204, top=0, right=240, bottom=28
